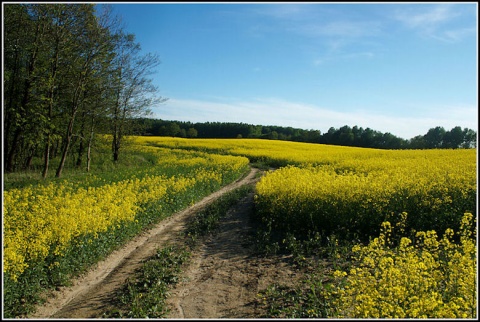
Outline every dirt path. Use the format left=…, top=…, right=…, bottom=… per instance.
left=30, top=167, right=275, bottom=319
left=165, top=185, right=300, bottom=318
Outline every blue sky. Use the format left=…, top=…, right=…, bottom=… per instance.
left=106, top=2, right=477, bottom=139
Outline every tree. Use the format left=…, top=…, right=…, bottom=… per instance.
left=186, top=127, right=198, bottom=138
left=409, top=135, right=427, bottom=149
left=360, top=128, right=375, bottom=147
left=338, top=125, right=354, bottom=146
left=165, top=122, right=181, bottom=137
left=4, top=4, right=50, bottom=172
left=55, top=4, right=115, bottom=177
left=461, top=128, right=477, bottom=148
left=77, top=5, right=118, bottom=172
left=109, top=31, right=167, bottom=162
left=3, top=3, right=108, bottom=176
left=3, top=3, right=168, bottom=176
left=424, top=126, right=446, bottom=148
left=380, top=132, right=406, bottom=149
left=442, top=126, right=464, bottom=149
left=269, top=131, right=279, bottom=140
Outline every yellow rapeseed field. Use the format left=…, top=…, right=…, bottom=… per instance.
left=3, top=136, right=476, bottom=318
left=331, top=213, right=476, bottom=318
left=134, top=137, right=476, bottom=318
left=254, top=150, right=476, bottom=240
left=3, top=144, right=249, bottom=281
left=140, top=136, right=476, bottom=238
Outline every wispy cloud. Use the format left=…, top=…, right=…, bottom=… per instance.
left=252, top=3, right=310, bottom=20
left=249, top=4, right=384, bottom=65
left=393, top=3, right=476, bottom=42
left=313, top=51, right=376, bottom=66
left=437, top=27, right=476, bottom=42
left=153, top=97, right=477, bottom=140
left=293, top=20, right=382, bottom=39
left=395, top=4, right=456, bottom=29
left=250, top=4, right=382, bottom=42
left=313, top=50, right=375, bottom=66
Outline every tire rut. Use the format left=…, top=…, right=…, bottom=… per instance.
left=166, top=172, right=300, bottom=319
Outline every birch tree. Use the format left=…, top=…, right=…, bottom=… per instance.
left=109, top=32, right=167, bottom=162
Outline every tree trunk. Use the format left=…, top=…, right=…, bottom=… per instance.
left=86, top=133, right=93, bottom=172
left=56, top=94, right=82, bottom=178
left=42, top=34, right=60, bottom=179
left=24, top=145, right=36, bottom=170
left=55, top=57, right=91, bottom=177
left=55, top=117, right=75, bottom=178
left=42, top=140, right=50, bottom=179
left=86, top=105, right=97, bottom=172
left=6, top=128, right=22, bottom=172
left=76, top=107, right=88, bottom=168
left=112, top=131, right=120, bottom=162
left=76, top=136, right=85, bottom=168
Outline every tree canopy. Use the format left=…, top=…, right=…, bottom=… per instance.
left=3, top=3, right=166, bottom=176
left=135, top=118, right=476, bottom=150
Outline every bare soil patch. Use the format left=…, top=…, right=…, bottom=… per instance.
left=166, top=185, right=300, bottom=318
left=29, top=167, right=301, bottom=319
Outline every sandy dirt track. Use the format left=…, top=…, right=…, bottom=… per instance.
left=29, top=167, right=300, bottom=319
left=165, top=180, right=299, bottom=318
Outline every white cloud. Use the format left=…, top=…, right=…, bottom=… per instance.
left=253, top=3, right=309, bottom=20
left=393, top=3, right=475, bottom=42
left=234, top=4, right=390, bottom=69
left=434, top=27, right=476, bottom=42
left=313, top=50, right=374, bottom=66
left=250, top=4, right=383, bottom=51
left=395, top=4, right=456, bottom=29
left=294, top=20, right=382, bottom=39
left=153, top=97, right=477, bottom=140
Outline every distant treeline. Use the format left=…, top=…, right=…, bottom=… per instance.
left=134, top=118, right=477, bottom=150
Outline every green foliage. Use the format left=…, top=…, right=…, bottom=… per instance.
left=185, top=185, right=253, bottom=246
left=3, top=3, right=166, bottom=176
left=103, top=245, right=191, bottom=318
left=256, top=274, right=335, bottom=318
